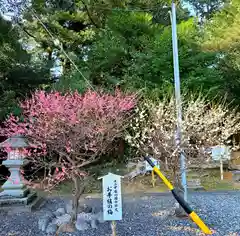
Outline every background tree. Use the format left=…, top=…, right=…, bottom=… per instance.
left=186, top=0, right=228, bottom=23
left=86, top=12, right=223, bottom=99
left=0, top=16, right=52, bottom=121
left=201, top=0, right=240, bottom=105
left=202, top=0, right=240, bottom=51
left=125, top=95, right=240, bottom=185
left=1, top=0, right=176, bottom=75
left=1, top=0, right=239, bottom=105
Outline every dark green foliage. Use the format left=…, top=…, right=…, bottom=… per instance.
left=187, top=0, right=228, bottom=21
left=201, top=0, right=240, bottom=105
left=0, top=16, right=51, bottom=120
left=86, top=12, right=222, bottom=100
left=1, top=0, right=240, bottom=113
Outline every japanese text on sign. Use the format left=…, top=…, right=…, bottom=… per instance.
left=106, top=186, right=113, bottom=215
left=114, top=180, right=119, bottom=213
left=101, top=173, right=123, bottom=221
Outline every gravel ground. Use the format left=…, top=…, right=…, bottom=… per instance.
left=0, top=191, right=240, bottom=236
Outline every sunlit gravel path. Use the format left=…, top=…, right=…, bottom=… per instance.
left=0, top=191, right=240, bottom=236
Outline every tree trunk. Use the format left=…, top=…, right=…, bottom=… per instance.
left=71, top=175, right=85, bottom=223
left=165, top=156, right=169, bottom=170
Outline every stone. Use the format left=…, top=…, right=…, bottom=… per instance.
left=232, top=171, right=240, bottom=182
left=38, top=217, right=49, bottom=232
left=54, top=207, right=66, bottom=217
left=0, top=159, right=28, bottom=198
left=152, top=209, right=174, bottom=219
left=2, top=195, right=43, bottom=215
left=125, top=161, right=146, bottom=180
left=56, top=223, right=75, bottom=235
left=75, top=217, right=90, bottom=231
left=65, top=200, right=72, bottom=214
left=46, top=223, right=58, bottom=234
left=38, top=212, right=54, bottom=232
left=0, top=136, right=42, bottom=214
left=74, top=211, right=104, bottom=231
left=77, top=212, right=93, bottom=221
left=94, top=211, right=104, bottom=223
left=54, top=214, right=71, bottom=226
left=90, top=219, right=98, bottom=229
left=0, top=191, right=36, bottom=206
left=0, top=135, right=29, bottom=148
left=65, top=200, right=92, bottom=214
left=84, top=195, right=92, bottom=199
left=187, top=179, right=204, bottom=191
left=45, top=211, right=55, bottom=218
left=79, top=204, right=92, bottom=213
left=0, top=136, right=32, bottom=200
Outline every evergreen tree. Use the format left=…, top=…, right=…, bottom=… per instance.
left=0, top=16, right=51, bottom=120
left=187, top=0, right=227, bottom=22
left=85, top=12, right=222, bottom=99
left=201, top=0, right=240, bottom=105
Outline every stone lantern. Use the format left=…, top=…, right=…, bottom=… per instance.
left=0, top=135, right=42, bottom=213
left=0, top=135, right=29, bottom=198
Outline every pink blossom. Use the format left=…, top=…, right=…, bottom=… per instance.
left=1, top=89, right=136, bottom=191
left=13, top=180, right=19, bottom=184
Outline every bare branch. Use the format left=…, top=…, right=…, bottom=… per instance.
left=80, top=0, right=100, bottom=28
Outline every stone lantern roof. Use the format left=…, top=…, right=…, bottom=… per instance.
left=0, top=135, right=29, bottom=149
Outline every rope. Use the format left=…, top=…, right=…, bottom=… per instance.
left=30, top=9, right=95, bottom=90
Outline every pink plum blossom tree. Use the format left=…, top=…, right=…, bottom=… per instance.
left=1, top=89, right=136, bottom=221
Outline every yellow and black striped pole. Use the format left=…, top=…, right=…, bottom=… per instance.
left=144, top=156, right=212, bottom=235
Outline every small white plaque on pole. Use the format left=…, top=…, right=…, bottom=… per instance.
left=211, top=146, right=230, bottom=161
left=211, top=145, right=231, bottom=180
left=98, top=173, right=123, bottom=221
left=145, top=157, right=160, bottom=171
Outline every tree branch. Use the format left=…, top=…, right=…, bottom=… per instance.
left=17, top=23, right=37, bottom=39
left=80, top=0, right=100, bottom=28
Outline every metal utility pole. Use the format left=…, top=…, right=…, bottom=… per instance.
left=170, top=1, right=187, bottom=201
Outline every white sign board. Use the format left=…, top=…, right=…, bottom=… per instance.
left=211, top=146, right=231, bottom=161
left=99, top=173, right=123, bottom=221
left=145, top=157, right=160, bottom=171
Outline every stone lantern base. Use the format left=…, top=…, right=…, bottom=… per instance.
left=0, top=159, right=43, bottom=214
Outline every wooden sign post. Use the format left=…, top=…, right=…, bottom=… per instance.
left=98, top=173, right=123, bottom=236
left=211, top=146, right=231, bottom=180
